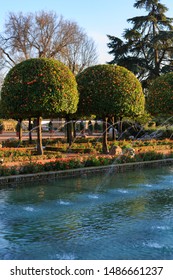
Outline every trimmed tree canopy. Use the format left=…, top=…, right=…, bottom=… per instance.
left=1, top=58, right=79, bottom=119
left=77, top=64, right=145, bottom=154
left=147, top=72, right=173, bottom=116
left=76, top=64, right=145, bottom=119
left=1, top=58, right=79, bottom=155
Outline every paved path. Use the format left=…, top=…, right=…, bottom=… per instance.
left=0, top=131, right=66, bottom=141
left=0, top=131, right=102, bottom=141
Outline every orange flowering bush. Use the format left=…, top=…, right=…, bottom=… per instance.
left=76, top=64, right=145, bottom=118
left=0, top=151, right=172, bottom=177
left=147, top=73, right=173, bottom=116
left=1, top=58, right=79, bottom=119
left=76, top=64, right=145, bottom=153
left=1, top=58, right=79, bottom=154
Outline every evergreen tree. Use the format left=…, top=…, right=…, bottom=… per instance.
left=1, top=58, right=78, bottom=155
left=77, top=64, right=145, bottom=153
left=147, top=72, right=173, bottom=116
left=107, top=0, right=173, bottom=88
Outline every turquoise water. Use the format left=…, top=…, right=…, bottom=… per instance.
left=1, top=166, right=173, bottom=260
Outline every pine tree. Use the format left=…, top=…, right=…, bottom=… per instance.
left=107, top=0, right=173, bottom=88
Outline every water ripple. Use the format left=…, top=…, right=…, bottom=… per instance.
left=58, top=200, right=71, bottom=206
left=23, top=206, right=35, bottom=212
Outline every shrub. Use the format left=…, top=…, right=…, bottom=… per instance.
left=77, top=64, right=145, bottom=153
left=136, top=151, right=165, bottom=161
left=1, top=58, right=79, bottom=155
left=0, top=166, right=10, bottom=176
left=147, top=72, right=173, bottom=116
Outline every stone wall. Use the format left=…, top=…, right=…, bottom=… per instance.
left=0, top=158, right=173, bottom=187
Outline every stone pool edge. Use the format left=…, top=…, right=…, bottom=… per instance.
left=1, top=158, right=173, bottom=187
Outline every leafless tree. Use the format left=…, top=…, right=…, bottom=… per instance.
left=58, top=28, right=98, bottom=75
left=0, top=10, right=98, bottom=74
left=0, top=12, right=33, bottom=67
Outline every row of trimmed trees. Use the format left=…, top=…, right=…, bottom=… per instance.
left=1, top=58, right=145, bottom=154
left=1, top=57, right=173, bottom=155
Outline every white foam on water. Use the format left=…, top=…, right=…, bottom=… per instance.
left=128, top=183, right=152, bottom=188
left=152, top=225, right=170, bottom=230
left=56, top=253, right=75, bottom=260
left=144, top=242, right=164, bottom=249
left=88, top=194, right=99, bottom=199
left=117, top=189, right=128, bottom=194
left=59, top=200, right=71, bottom=205
left=144, top=184, right=153, bottom=188
left=23, top=206, right=35, bottom=212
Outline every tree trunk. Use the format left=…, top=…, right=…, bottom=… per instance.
left=152, top=14, right=160, bottom=77
left=118, top=117, right=123, bottom=139
left=66, top=115, right=73, bottom=146
left=37, top=116, right=43, bottom=155
left=73, top=120, right=76, bottom=138
left=102, top=117, right=109, bottom=154
left=19, top=118, right=23, bottom=141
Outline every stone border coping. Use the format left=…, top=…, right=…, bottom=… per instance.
left=1, top=158, right=173, bottom=187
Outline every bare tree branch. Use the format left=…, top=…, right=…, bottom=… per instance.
left=0, top=10, right=98, bottom=75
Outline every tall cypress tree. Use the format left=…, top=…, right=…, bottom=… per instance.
left=107, top=0, right=173, bottom=88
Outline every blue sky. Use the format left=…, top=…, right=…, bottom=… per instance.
left=0, top=0, right=172, bottom=63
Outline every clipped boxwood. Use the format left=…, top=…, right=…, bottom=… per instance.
left=77, top=64, right=145, bottom=118
left=147, top=72, right=173, bottom=116
left=1, top=58, right=79, bottom=118
left=1, top=58, right=79, bottom=154
left=77, top=64, right=145, bottom=153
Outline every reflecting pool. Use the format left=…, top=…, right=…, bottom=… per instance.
left=1, top=166, right=173, bottom=260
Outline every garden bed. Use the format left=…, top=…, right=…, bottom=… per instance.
left=0, top=138, right=173, bottom=178
left=1, top=158, right=173, bottom=187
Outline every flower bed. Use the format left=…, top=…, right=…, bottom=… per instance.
left=0, top=138, right=173, bottom=177
left=0, top=150, right=173, bottom=177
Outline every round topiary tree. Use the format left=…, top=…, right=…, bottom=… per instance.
left=1, top=58, right=79, bottom=154
left=147, top=72, right=173, bottom=117
left=77, top=64, right=145, bottom=153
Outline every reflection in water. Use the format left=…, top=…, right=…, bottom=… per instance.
left=0, top=166, right=173, bottom=260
